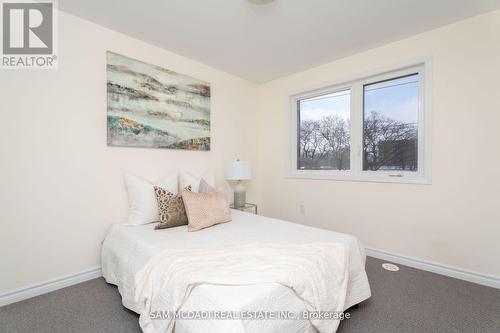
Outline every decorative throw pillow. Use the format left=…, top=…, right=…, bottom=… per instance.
left=124, top=173, right=178, bottom=225
left=182, top=188, right=232, bottom=232
left=154, top=185, right=191, bottom=230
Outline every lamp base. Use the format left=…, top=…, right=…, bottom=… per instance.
left=234, top=191, right=246, bottom=208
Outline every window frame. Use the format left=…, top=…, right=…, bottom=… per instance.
left=287, top=60, right=432, bottom=184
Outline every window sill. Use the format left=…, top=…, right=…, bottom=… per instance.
left=286, top=171, right=431, bottom=185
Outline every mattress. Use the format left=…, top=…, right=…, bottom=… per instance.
left=101, top=209, right=371, bottom=332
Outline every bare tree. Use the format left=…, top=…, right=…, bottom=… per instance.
left=363, top=111, right=417, bottom=171
left=319, top=115, right=350, bottom=170
left=299, top=120, right=328, bottom=169
left=298, top=111, right=417, bottom=171
left=299, top=115, right=351, bottom=170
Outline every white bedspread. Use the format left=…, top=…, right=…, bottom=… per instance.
left=135, top=242, right=349, bottom=333
left=101, top=210, right=371, bottom=333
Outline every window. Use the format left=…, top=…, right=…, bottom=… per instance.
left=289, top=63, right=430, bottom=184
left=363, top=74, right=419, bottom=172
left=298, top=90, right=351, bottom=171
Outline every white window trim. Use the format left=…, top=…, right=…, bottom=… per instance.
left=286, top=58, right=432, bottom=185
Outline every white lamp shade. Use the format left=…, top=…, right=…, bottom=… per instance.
left=225, top=160, right=252, bottom=180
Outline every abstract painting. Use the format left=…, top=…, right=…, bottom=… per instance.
left=107, top=52, right=211, bottom=150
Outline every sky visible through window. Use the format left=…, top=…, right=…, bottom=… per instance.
left=299, top=75, right=419, bottom=123
left=299, top=90, right=350, bottom=121
left=364, top=74, right=419, bottom=124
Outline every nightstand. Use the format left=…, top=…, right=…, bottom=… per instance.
left=230, top=203, right=258, bottom=215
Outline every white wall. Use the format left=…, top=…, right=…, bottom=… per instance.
left=0, top=11, right=258, bottom=293
left=254, top=10, right=500, bottom=279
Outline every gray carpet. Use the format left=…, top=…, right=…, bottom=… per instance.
left=1, top=257, right=499, bottom=333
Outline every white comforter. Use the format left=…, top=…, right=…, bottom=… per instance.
left=135, top=242, right=350, bottom=333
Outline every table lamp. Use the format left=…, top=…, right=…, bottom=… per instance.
left=225, top=159, right=252, bottom=208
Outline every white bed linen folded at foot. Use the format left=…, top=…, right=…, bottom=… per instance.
left=134, top=242, right=349, bottom=333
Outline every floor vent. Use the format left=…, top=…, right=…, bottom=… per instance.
left=382, top=263, right=400, bottom=271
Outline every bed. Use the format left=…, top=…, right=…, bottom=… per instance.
left=102, top=209, right=371, bottom=333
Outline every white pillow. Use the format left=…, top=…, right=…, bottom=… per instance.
left=199, top=178, right=232, bottom=207
left=178, top=171, right=215, bottom=192
left=223, top=181, right=233, bottom=205
left=124, top=173, right=177, bottom=225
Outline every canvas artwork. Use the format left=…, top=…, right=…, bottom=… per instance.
left=107, top=52, right=211, bottom=150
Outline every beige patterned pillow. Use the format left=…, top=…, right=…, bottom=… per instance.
left=182, top=188, right=232, bottom=232
left=154, top=185, right=191, bottom=230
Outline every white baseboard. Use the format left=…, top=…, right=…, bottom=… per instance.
left=366, top=247, right=500, bottom=289
left=0, top=267, right=102, bottom=307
